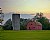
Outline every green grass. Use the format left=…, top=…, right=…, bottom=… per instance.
left=0, top=30, right=50, bottom=40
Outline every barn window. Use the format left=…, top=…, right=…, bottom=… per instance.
left=33, top=27, right=35, bottom=28
left=31, top=24, right=32, bottom=25
left=29, top=27, right=31, bottom=30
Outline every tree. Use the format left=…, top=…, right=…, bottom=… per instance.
left=3, top=19, right=13, bottom=30
left=20, top=18, right=27, bottom=30
left=38, top=17, right=49, bottom=30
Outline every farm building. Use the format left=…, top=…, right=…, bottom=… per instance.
left=12, top=14, right=20, bottom=30
left=26, top=19, right=42, bottom=30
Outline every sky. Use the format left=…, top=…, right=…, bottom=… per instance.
left=0, top=0, right=50, bottom=18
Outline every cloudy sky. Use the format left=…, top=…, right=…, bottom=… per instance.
left=0, top=0, right=50, bottom=18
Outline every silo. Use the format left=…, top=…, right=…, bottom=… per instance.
left=12, top=14, right=20, bottom=30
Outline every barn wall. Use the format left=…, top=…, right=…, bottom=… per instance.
left=27, top=22, right=42, bottom=30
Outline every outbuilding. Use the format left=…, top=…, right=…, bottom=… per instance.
left=26, top=20, right=42, bottom=30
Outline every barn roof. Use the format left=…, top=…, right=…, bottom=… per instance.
left=26, top=20, right=42, bottom=26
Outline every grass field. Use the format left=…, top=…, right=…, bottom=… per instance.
left=0, top=30, right=50, bottom=40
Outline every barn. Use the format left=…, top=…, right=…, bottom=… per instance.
left=26, top=20, right=42, bottom=30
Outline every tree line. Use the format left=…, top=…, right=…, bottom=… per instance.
left=1, top=13, right=50, bottom=30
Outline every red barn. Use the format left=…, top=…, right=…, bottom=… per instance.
left=26, top=21, right=42, bottom=30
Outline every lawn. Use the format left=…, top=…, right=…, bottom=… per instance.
left=0, top=30, right=50, bottom=40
